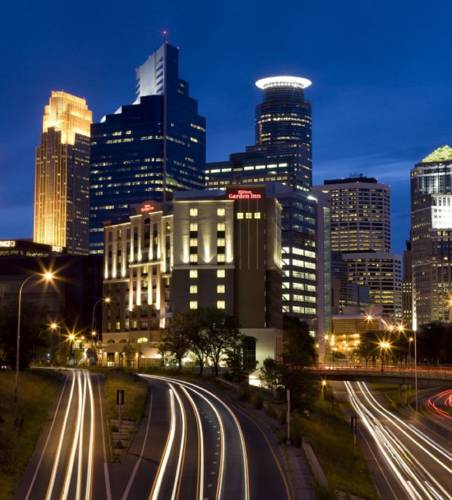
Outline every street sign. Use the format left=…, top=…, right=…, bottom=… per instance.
left=117, top=389, right=125, bottom=406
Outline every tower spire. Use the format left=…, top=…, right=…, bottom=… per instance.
left=162, top=29, right=168, bottom=44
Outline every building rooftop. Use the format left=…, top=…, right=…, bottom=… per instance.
left=421, top=145, right=452, bottom=164
left=324, top=176, right=378, bottom=185
left=255, top=76, right=312, bottom=90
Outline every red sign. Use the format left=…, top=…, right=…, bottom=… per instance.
left=227, top=189, right=262, bottom=200
left=139, top=201, right=159, bottom=213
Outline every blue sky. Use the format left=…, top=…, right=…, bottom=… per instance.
left=1, top=0, right=451, bottom=253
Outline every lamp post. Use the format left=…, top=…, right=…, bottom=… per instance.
left=49, top=321, right=60, bottom=365
left=378, top=340, right=391, bottom=372
left=14, top=270, right=55, bottom=403
left=91, top=297, right=110, bottom=340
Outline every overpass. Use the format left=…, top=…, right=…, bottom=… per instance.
left=305, top=365, right=452, bottom=385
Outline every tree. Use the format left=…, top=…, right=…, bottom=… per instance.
left=160, top=314, right=191, bottom=369
left=122, top=341, right=136, bottom=368
left=358, top=330, right=380, bottom=366
left=259, top=358, right=284, bottom=390
left=282, top=316, right=316, bottom=367
left=203, top=308, right=242, bottom=377
left=0, top=304, right=49, bottom=369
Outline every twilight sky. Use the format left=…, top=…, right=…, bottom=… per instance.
left=1, top=0, right=451, bottom=253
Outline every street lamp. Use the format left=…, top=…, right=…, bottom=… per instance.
left=91, top=296, right=111, bottom=339
left=378, top=340, right=392, bottom=372
left=14, top=270, right=55, bottom=403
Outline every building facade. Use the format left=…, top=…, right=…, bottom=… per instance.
left=411, top=146, right=452, bottom=327
left=90, top=41, right=206, bottom=254
left=402, top=239, right=413, bottom=329
left=34, top=91, right=92, bottom=254
left=101, top=186, right=283, bottom=368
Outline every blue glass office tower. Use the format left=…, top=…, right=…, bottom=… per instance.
left=90, top=42, right=206, bottom=253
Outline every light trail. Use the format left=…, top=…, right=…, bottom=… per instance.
left=179, top=384, right=204, bottom=500
left=149, top=389, right=177, bottom=500
left=169, top=383, right=188, bottom=500
left=85, top=371, right=95, bottom=500
left=45, top=371, right=76, bottom=500
left=97, top=375, right=112, bottom=500
left=77, top=370, right=87, bottom=500
left=141, top=374, right=249, bottom=500
left=426, top=389, right=452, bottom=421
left=345, top=381, right=452, bottom=500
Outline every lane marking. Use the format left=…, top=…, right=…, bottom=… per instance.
left=169, top=383, right=188, bottom=500
left=148, top=389, right=177, bottom=500
left=121, top=392, right=154, bottom=500
left=180, top=385, right=205, bottom=500
left=25, top=373, right=68, bottom=500
left=45, top=370, right=77, bottom=500
left=96, top=374, right=112, bottom=500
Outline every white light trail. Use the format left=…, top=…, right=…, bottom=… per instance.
left=169, top=383, right=187, bottom=500
left=85, top=371, right=95, bottom=500
left=149, top=389, right=177, bottom=500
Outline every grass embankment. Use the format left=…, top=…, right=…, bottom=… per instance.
left=296, top=397, right=378, bottom=499
left=103, top=369, right=148, bottom=422
left=369, top=382, right=414, bottom=409
left=0, top=370, right=60, bottom=500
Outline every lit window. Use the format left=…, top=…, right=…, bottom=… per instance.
left=137, top=337, right=148, bottom=343
left=217, top=300, right=226, bottom=309
left=190, top=285, right=198, bottom=294
left=217, top=269, right=225, bottom=278
left=217, top=238, right=225, bottom=246
left=217, top=208, right=225, bottom=216
left=217, top=223, right=226, bottom=231
left=189, top=270, right=198, bottom=278
left=254, top=212, right=261, bottom=219
left=190, top=208, right=198, bottom=217
left=217, top=254, right=225, bottom=263
left=246, top=212, right=252, bottom=219
left=190, top=301, right=198, bottom=310
left=217, top=285, right=225, bottom=294
left=190, top=254, right=198, bottom=263
left=190, top=238, right=198, bottom=246
left=237, top=212, right=244, bottom=219
left=190, top=223, right=198, bottom=231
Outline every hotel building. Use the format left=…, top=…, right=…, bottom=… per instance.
left=411, top=146, right=452, bottom=327
left=101, top=186, right=283, bottom=367
left=34, top=91, right=92, bottom=254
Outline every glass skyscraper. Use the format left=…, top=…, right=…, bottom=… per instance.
left=90, top=42, right=206, bottom=253
left=411, top=146, right=452, bottom=327
left=34, top=91, right=92, bottom=254
left=205, top=76, right=323, bottom=327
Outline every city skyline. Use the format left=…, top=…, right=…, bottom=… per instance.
left=2, top=1, right=452, bottom=254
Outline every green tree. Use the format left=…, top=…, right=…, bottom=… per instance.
left=160, top=314, right=191, bottom=369
left=358, top=330, right=379, bottom=366
left=123, top=341, right=136, bottom=368
left=282, top=316, right=316, bottom=367
left=259, top=357, right=284, bottom=390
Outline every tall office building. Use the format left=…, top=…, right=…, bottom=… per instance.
left=315, top=176, right=401, bottom=320
left=90, top=41, right=206, bottom=254
left=34, top=91, right=92, bottom=254
left=205, top=76, right=321, bottom=327
left=402, top=240, right=413, bottom=329
left=411, top=146, right=452, bottom=327
left=319, top=176, right=391, bottom=253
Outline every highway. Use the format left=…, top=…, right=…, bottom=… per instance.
left=345, top=381, right=452, bottom=500
left=425, top=388, right=452, bottom=422
left=15, top=371, right=290, bottom=500
left=15, top=369, right=111, bottom=500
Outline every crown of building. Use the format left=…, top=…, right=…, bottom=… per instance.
left=421, top=145, right=452, bottom=163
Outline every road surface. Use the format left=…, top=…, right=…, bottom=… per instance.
left=16, top=370, right=291, bottom=500
left=345, top=381, right=452, bottom=500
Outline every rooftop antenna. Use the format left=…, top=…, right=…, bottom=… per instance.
left=162, top=29, right=168, bottom=44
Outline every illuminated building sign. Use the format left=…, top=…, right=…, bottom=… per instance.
left=0, top=240, right=16, bottom=248
left=139, top=201, right=160, bottom=213
left=227, top=189, right=262, bottom=200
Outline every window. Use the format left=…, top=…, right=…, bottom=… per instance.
left=217, top=254, right=225, bottom=263
left=189, top=301, right=198, bottom=310
left=245, top=212, right=252, bottom=219
left=137, top=337, right=148, bottom=343
left=217, top=300, right=226, bottom=309
left=217, top=223, right=226, bottom=231
left=217, top=269, right=225, bottom=278
left=190, top=285, right=198, bottom=294
left=217, top=208, right=225, bottom=216
left=217, top=284, right=225, bottom=294
left=217, top=238, right=225, bottom=246
left=190, top=208, right=198, bottom=217
left=254, top=212, right=261, bottom=219
left=189, top=223, right=198, bottom=231
left=237, top=212, right=244, bottom=219
left=189, top=238, right=198, bottom=246
left=189, top=254, right=198, bottom=263
left=189, top=270, right=198, bottom=278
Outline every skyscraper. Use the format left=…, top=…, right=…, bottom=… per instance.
left=205, top=76, right=320, bottom=327
left=34, top=91, right=92, bottom=254
left=411, top=146, right=452, bottom=327
left=315, top=176, right=401, bottom=320
left=90, top=41, right=206, bottom=254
